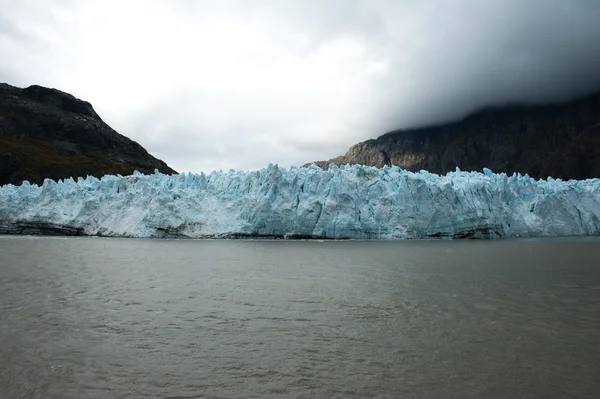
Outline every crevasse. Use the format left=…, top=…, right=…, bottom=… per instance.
left=1, top=164, right=600, bottom=238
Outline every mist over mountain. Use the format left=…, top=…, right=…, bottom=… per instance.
left=307, top=89, right=600, bottom=180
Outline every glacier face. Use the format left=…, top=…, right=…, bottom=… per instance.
left=1, top=164, right=600, bottom=239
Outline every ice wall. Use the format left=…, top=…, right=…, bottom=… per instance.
left=1, top=164, right=600, bottom=239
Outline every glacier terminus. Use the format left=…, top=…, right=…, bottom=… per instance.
left=1, top=164, right=600, bottom=239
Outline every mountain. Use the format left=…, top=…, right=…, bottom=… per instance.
left=0, top=83, right=176, bottom=186
left=307, top=91, right=600, bottom=180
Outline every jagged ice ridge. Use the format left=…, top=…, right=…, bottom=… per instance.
left=1, top=164, right=600, bottom=239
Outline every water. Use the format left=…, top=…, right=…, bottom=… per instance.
left=1, top=236, right=599, bottom=399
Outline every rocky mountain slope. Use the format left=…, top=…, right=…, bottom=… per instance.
left=308, top=91, right=600, bottom=180
left=0, top=83, right=176, bottom=186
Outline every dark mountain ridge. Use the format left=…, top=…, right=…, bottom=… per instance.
left=0, top=83, right=176, bottom=186
left=308, top=90, right=600, bottom=180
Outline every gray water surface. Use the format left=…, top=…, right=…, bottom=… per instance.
left=1, top=236, right=599, bottom=398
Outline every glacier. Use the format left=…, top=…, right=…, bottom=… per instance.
left=1, top=164, right=600, bottom=239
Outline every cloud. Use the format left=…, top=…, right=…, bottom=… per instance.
left=1, top=0, right=600, bottom=173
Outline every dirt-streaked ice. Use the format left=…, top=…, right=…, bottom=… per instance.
left=1, top=164, right=599, bottom=238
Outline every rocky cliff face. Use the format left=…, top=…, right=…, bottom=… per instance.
left=0, top=83, right=176, bottom=186
left=308, top=91, right=600, bottom=180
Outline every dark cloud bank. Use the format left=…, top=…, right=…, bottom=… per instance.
left=1, top=0, right=600, bottom=172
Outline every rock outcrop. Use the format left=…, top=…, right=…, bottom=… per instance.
left=0, top=83, right=176, bottom=186
left=308, top=90, right=600, bottom=180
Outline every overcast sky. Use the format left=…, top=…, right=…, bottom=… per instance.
left=2, top=0, right=600, bottom=173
